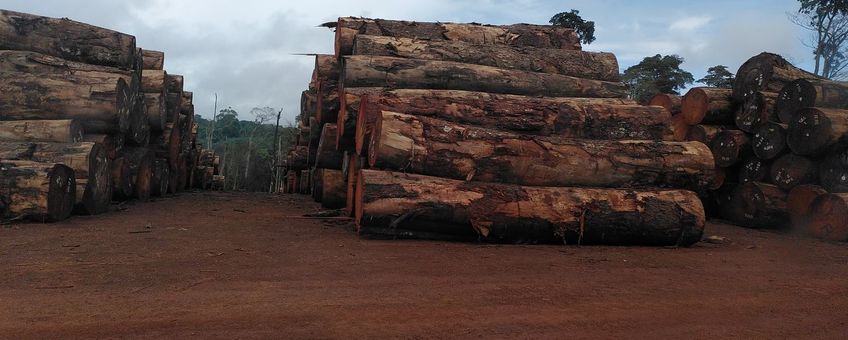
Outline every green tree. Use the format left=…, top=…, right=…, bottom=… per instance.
left=793, top=0, right=848, bottom=79
left=549, top=10, right=596, bottom=45
left=698, top=65, right=735, bottom=88
left=621, top=54, right=694, bottom=103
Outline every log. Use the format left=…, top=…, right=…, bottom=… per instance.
left=125, top=94, right=150, bottom=146
left=343, top=56, right=627, bottom=98
left=686, top=125, right=732, bottom=145
left=0, top=160, right=75, bottom=221
left=775, top=78, right=848, bottom=123
left=648, top=94, right=682, bottom=114
left=806, top=193, right=848, bottom=241
left=288, top=146, right=308, bottom=171
left=311, top=168, right=323, bottom=202
left=669, top=114, right=690, bottom=142
left=166, top=92, right=182, bottom=123
left=121, top=147, right=153, bottom=201
left=83, top=134, right=123, bottom=160
left=333, top=17, right=582, bottom=57
left=0, top=9, right=137, bottom=68
left=345, top=152, right=362, bottom=217
left=151, top=158, right=170, bottom=197
left=167, top=74, right=184, bottom=93
left=307, top=117, right=320, bottom=167
left=315, top=80, right=340, bottom=125
left=315, top=123, right=343, bottom=170
left=0, top=119, right=83, bottom=143
left=355, top=169, right=705, bottom=245
left=320, top=169, right=345, bottom=209
left=723, top=182, right=789, bottom=229
left=770, top=153, right=818, bottom=191
left=353, top=89, right=653, bottom=155
left=313, top=54, right=340, bottom=83
left=820, top=147, right=848, bottom=192
left=301, top=90, right=317, bottom=127
left=787, top=184, right=828, bottom=231
left=681, top=87, right=735, bottom=125
left=337, top=87, right=383, bottom=150
left=0, top=142, right=111, bottom=215
left=150, top=122, right=179, bottom=169
left=296, top=126, right=309, bottom=147
left=369, top=111, right=716, bottom=190
left=111, top=156, right=133, bottom=200
left=710, top=130, right=751, bottom=167
left=733, top=52, right=819, bottom=101
left=141, top=70, right=167, bottom=93
left=738, top=157, right=771, bottom=184
left=143, top=93, right=167, bottom=132
left=787, top=107, right=848, bottom=156
left=352, top=35, right=619, bottom=81
left=141, top=49, right=164, bottom=70
left=751, top=122, right=788, bottom=160
left=181, top=91, right=193, bottom=115
left=734, top=91, right=778, bottom=132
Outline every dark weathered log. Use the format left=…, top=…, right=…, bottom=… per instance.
left=83, top=134, right=123, bottom=160
left=150, top=122, right=180, bottom=169
left=313, top=54, right=340, bottom=83
left=355, top=169, right=705, bottom=245
left=0, top=160, right=75, bottom=221
left=320, top=169, right=345, bottom=209
left=369, top=111, right=716, bottom=190
left=333, top=17, right=582, bottom=57
left=738, top=157, right=771, bottom=184
left=125, top=94, right=150, bottom=146
left=167, top=74, right=184, bottom=93
left=343, top=56, right=627, bottom=98
left=144, top=93, right=167, bottom=132
left=141, top=49, right=164, bottom=70
left=726, top=182, right=789, bottom=229
left=352, top=35, right=618, bottom=81
left=306, top=117, right=320, bottom=167
left=788, top=184, right=828, bottom=231
left=769, top=153, right=818, bottom=191
left=0, top=10, right=137, bottom=69
left=735, top=91, right=778, bottom=132
left=648, top=94, right=682, bottom=114
left=733, top=52, right=819, bottom=101
left=121, top=147, right=153, bottom=201
left=301, top=90, right=317, bottom=127
left=287, top=146, right=309, bottom=171
left=0, top=119, right=83, bottom=143
left=787, top=107, right=848, bottom=156
left=151, top=158, right=170, bottom=197
left=710, top=130, right=751, bottom=167
left=299, top=170, right=310, bottom=195
left=315, top=80, right=340, bottom=125
left=776, top=78, right=848, bottom=123
left=820, top=147, right=848, bottom=192
left=296, top=125, right=310, bottom=147
left=315, top=123, right=343, bottom=170
left=669, top=114, right=690, bottom=142
left=311, top=168, right=323, bottom=202
left=806, top=193, right=848, bottom=241
left=681, top=87, right=735, bottom=125
left=166, top=92, right=182, bottom=123
left=111, top=156, right=132, bottom=200
left=686, top=125, right=733, bottom=145
left=751, top=122, right=788, bottom=160
left=181, top=91, right=193, bottom=115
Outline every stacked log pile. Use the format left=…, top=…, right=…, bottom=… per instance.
left=281, top=17, right=714, bottom=246
left=0, top=10, right=220, bottom=222
left=669, top=52, right=848, bottom=242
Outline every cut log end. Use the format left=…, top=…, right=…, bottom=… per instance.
left=807, top=193, right=848, bottom=241
left=751, top=122, right=787, bottom=160
left=0, top=161, right=76, bottom=222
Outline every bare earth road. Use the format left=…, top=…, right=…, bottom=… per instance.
left=1, top=192, right=847, bottom=339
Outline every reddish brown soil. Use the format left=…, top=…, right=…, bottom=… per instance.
left=1, top=192, right=847, bottom=339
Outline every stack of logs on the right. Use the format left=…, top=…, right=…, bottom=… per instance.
left=283, top=17, right=718, bottom=246
left=656, top=52, right=848, bottom=242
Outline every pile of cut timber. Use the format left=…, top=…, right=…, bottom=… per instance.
left=662, top=52, right=848, bottom=242
left=0, top=10, right=221, bottom=222
left=281, top=17, right=715, bottom=246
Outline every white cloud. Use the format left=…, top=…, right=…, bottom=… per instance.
left=669, top=16, right=712, bottom=32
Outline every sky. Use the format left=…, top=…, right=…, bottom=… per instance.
left=4, top=0, right=812, bottom=124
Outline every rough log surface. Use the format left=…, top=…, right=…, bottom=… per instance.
left=681, top=87, right=735, bottom=125
left=0, top=160, right=75, bottom=221
left=776, top=78, right=848, bottom=123
left=807, top=193, right=848, bottom=241
left=788, top=184, right=828, bottom=231
left=723, top=182, right=789, bottom=229
left=751, top=122, right=788, bottom=160
left=735, top=91, right=778, bottom=132
left=141, top=49, right=164, bottom=70
left=710, top=130, right=751, bottom=167
left=733, top=52, right=819, bottom=101
left=770, top=153, right=818, bottom=191
left=648, top=94, right=682, bottom=114
left=820, top=147, right=848, bottom=193
left=0, top=119, right=83, bottom=143
left=787, top=107, right=848, bottom=156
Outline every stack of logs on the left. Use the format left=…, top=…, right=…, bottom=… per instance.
left=281, top=17, right=717, bottom=247
left=0, top=9, right=222, bottom=223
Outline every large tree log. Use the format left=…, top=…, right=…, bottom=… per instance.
left=0, top=50, right=136, bottom=134
left=319, top=169, right=345, bottom=209
left=787, top=107, right=848, bottom=156
left=775, top=78, right=848, bottom=123
left=307, top=117, right=320, bottom=167
left=141, top=70, right=167, bottom=93
left=686, top=125, right=732, bottom=145
left=733, top=52, right=819, bottom=101
left=0, top=10, right=137, bottom=69
left=669, top=114, right=690, bottom=142
left=723, top=182, right=789, bottom=229
left=353, top=89, right=655, bottom=155
left=143, top=93, right=167, bottom=132
left=0, top=160, right=75, bottom=222
left=738, top=157, right=771, bottom=184
left=181, top=91, right=193, bottom=115
left=710, top=130, right=751, bottom=167
left=287, top=146, right=309, bottom=171
left=150, top=122, right=180, bottom=169
left=337, top=87, right=383, bottom=150
left=0, top=119, right=83, bottom=143
left=681, top=87, right=735, bottom=125
left=151, top=158, right=170, bottom=197
left=125, top=94, right=150, bottom=147
left=806, top=193, right=848, bottom=241
left=313, top=54, right=340, bottom=83
left=333, top=17, right=582, bottom=58
left=166, top=92, right=182, bottom=124
left=0, top=142, right=111, bottom=215
left=648, top=94, right=682, bottom=114
left=788, top=184, right=828, bottom=231
left=167, top=74, right=184, bottom=93
left=770, top=153, right=818, bottom=191
left=343, top=56, right=627, bottom=98
left=345, top=152, right=362, bottom=217
left=820, top=147, right=848, bottom=192
left=355, top=169, right=705, bottom=245
left=369, top=111, right=716, bottom=189
left=111, top=156, right=132, bottom=200
left=751, top=122, right=788, bottom=160
left=121, top=147, right=153, bottom=201
left=735, top=91, right=778, bottom=132
left=83, top=134, right=123, bottom=160
left=315, top=80, right=340, bottom=125
left=352, top=35, right=618, bottom=81
left=301, top=90, right=317, bottom=127
left=315, top=123, right=343, bottom=170
left=141, top=49, right=164, bottom=70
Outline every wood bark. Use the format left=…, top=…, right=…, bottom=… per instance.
left=125, top=94, right=150, bottom=147
left=681, top=87, right=735, bottom=125
left=686, top=125, right=732, bottom=145
left=320, top=169, right=345, bottom=209
left=141, top=70, right=167, bottom=93
left=83, top=134, right=123, bottom=160
left=333, top=17, right=582, bottom=57
left=315, top=80, right=340, bottom=125
left=770, top=153, right=818, bottom=191
left=166, top=92, right=182, bottom=123
left=735, top=91, right=778, bottom=132
left=669, top=114, right=690, bottom=142
left=150, top=122, right=180, bottom=169
left=820, top=147, right=848, bottom=193
left=151, top=158, right=170, bottom=197
left=121, top=147, right=153, bottom=201
left=648, top=94, right=682, bottom=114
left=141, top=49, right=164, bottom=70
left=738, top=157, right=771, bottom=184
left=315, top=123, right=343, bottom=170
left=369, top=111, right=717, bottom=190
left=337, top=87, right=383, bottom=150
left=787, top=107, right=848, bottom=156
left=0, top=119, right=83, bottom=143
left=806, top=193, right=848, bottom=241
left=751, top=122, right=788, bottom=160
left=352, top=35, right=619, bottom=81
left=733, top=52, right=820, bottom=101
left=167, top=74, right=184, bottom=93
left=722, top=182, right=789, bottom=229
left=296, top=126, right=309, bottom=147
left=313, top=54, right=340, bottom=83
left=355, top=169, right=705, bottom=246
left=775, top=78, right=848, bottom=123
left=787, top=184, right=828, bottom=231
left=710, top=130, right=751, bottom=167
left=0, top=9, right=137, bottom=69
left=343, top=56, right=627, bottom=98
left=144, top=93, right=167, bottom=132
left=0, top=160, right=75, bottom=222
left=111, top=156, right=133, bottom=200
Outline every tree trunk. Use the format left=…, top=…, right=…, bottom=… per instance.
left=301, top=90, right=317, bottom=127
left=143, top=93, right=167, bottom=132
left=354, top=89, right=652, bottom=155
left=307, top=117, right=320, bottom=167
left=648, top=93, right=683, bottom=114
left=0, top=9, right=137, bottom=69
left=723, top=182, right=789, bottom=229
left=320, top=169, right=345, bottom=209
left=181, top=91, right=193, bottom=115
left=733, top=52, right=820, bottom=101
left=333, top=17, right=582, bottom=57
left=352, top=35, right=618, bottom=81
left=738, top=156, right=771, bottom=184
left=735, top=91, right=778, bottom=132
left=369, top=111, right=717, bottom=190
left=669, top=114, right=690, bottom=142
left=686, top=125, right=732, bottom=145
left=122, top=147, right=153, bottom=201
left=149, top=122, right=180, bottom=169
left=751, top=122, right=788, bottom=160
left=83, top=134, right=123, bottom=160
left=125, top=95, right=150, bottom=146
left=141, top=49, right=164, bottom=70
left=315, top=80, right=340, bottom=125
left=337, top=87, right=384, bottom=150
left=681, top=87, right=735, bottom=125
left=313, top=54, right=340, bottom=83
left=141, top=70, right=167, bottom=93
left=820, top=147, right=848, bottom=192
left=167, top=74, right=184, bottom=93
left=806, top=193, right=848, bottom=241
left=0, top=119, right=83, bottom=143
left=775, top=78, right=848, bottom=123
left=769, top=153, right=818, bottom=191
left=787, top=107, right=848, bottom=156
left=788, top=184, right=828, bottom=232
left=166, top=92, right=182, bottom=123
left=0, top=142, right=111, bottom=215
left=354, top=169, right=704, bottom=245
left=315, top=123, right=343, bottom=170
left=0, top=160, right=75, bottom=222
left=111, top=156, right=133, bottom=200
left=287, top=146, right=309, bottom=171
left=343, top=56, right=627, bottom=98
left=151, top=158, right=170, bottom=197
left=710, top=130, right=751, bottom=167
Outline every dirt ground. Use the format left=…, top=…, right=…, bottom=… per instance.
left=1, top=192, right=847, bottom=339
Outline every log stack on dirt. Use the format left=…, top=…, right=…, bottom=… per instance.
left=0, top=10, right=217, bottom=223
left=281, top=16, right=712, bottom=247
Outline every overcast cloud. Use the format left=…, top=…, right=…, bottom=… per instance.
left=3, top=0, right=809, bottom=123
